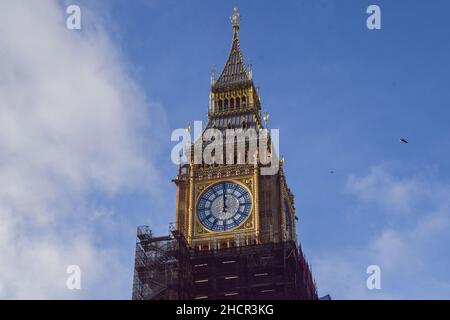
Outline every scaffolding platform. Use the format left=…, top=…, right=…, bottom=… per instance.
left=132, top=225, right=317, bottom=300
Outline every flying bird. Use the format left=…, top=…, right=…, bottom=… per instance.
left=400, top=138, right=409, bottom=144
left=330, top=170, right=335, bottom=174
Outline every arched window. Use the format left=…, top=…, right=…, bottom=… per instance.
left=230, top=98, right=234, bottom=109
left=224, top=99, right=229, bottom=111
left=218, top=100, right=223, bottom=112
left=236, top=97, right=240, bottom=108
left=242, top=96, right=247, bottom=107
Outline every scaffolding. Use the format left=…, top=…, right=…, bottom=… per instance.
left=191, top=240, right=317, bottom=300
left=132, top=225, right=192, bottom=300
left=132, top=226, right=317, bottom=300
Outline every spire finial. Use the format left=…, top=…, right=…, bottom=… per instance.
left=211, top=65, right=216, bottom=85
left=231, top=6, right=240, bottom=30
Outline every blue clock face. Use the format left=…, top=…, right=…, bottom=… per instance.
left=197, top=182, right=252, bottom=231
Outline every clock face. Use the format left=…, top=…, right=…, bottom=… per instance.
left=197, top=182, right=252, bottom=232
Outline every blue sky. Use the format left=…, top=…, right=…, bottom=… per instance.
left=1, top=0, right=450, bottom=299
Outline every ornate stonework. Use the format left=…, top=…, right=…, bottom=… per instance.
left=172, top=7, right=297, bottom=250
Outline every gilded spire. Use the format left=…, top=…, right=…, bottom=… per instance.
left=213, top=7, right=249, bottom=88
left=231, top=6, right=240, bottom=31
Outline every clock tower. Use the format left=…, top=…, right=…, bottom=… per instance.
left=133, top=7, right=318, bottom=300
left=174, top=7, right=296, bottom=250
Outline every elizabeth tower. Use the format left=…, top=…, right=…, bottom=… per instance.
left=133, top=7, right=318, bottom=300
left=175, top=7, right=296, bottom=250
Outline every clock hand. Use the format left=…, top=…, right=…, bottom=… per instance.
left=222, top=184, right=227, bottom=212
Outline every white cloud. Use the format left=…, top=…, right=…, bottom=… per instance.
left=314, top=165, right=450, bottom=299
left=346, top=165, right=425, bottom=215
left=313, top=254, right=372, bottom=300
left=370, top=229, right=409, bottom=271
left=0, top=1, right=165, bottom=298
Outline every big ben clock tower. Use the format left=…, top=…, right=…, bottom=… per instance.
left=174, top=7, right=295, bottom=249
left=133, top=7, right=318, bottom=301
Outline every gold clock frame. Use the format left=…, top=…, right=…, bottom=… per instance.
left=192, top=177, right=255, bottom=240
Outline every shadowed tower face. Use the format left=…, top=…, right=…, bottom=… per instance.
left=173, top=7, right=297, bottom=251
